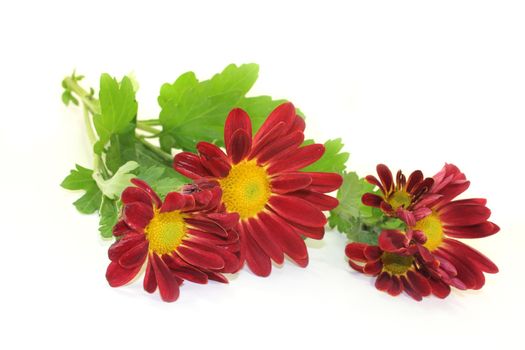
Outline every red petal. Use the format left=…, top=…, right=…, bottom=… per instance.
left=439, top=204, right=491, bottom=226
left=376, top=164, right=394, bottom=193
left=172, top=267, right=209, bottom=284
left=112, top=220, right=133, bottom=237
left=121, top=187, right=152, bottom=206
left=271, top=173, right=312, bottom=194
left=289, top=190, right=339, bottom=211
left=375, top=272, right=392, bottom=291
left=362, top=193, right=383, bottom=208
left=442, top=239, right=498, bottom=273
left=198, top=142, right=231, bottom=177
left=185, top=217, right=228, bottom=237
left=246, top=218, right=285, bottom=264
left=254, top=102, right=296, bottom=144
left=387, top=275, right=403, bottom=296
left=290, top=221, right=325, bottom=239
left=118, top=241, right=149, bottom=269
left=205, top=212, right=240, bottom=230
left=365, top=175, right=385, bottom=194
left=205, top=271, right=229, bottom=283
left=143, top=259, right=157, bottom=293
left=406, top=170, right=423, bottom=193
left=108, top=234, right=145, bottom=261
left=267, top=144, right=325, bottom=174
left=401, top=275, right=423, bottom=301
left=364, top=246, right=382, bottom=260
left=150, top=253, right=179, bottom=302
left=305, top=172, right=343, bottom=193
left=177, top=245, right=225, bottom=270
left=241, top=221, right=272, bottom=277
left=363, top=259, right=382, bottom=275
left=378, top=230, right=407, bottom=253
left=130, top=178, right=162, bottom=207
left=407, top=270, right=431, bottom=296
left=255, top=131, right=304, bottom=165
left=106, top=261, right=142, bottom=287
left=268, top=195, right=327, bottom=227
left=345, top=243, right=368, bottom=261
left=434, top=249, right=484, bottom=290
left=291, top=115, right=305, bottom=133
left=225, top=108, right=252, bottom=155
left=259, top=212, right=308, bottom=262
left=228, top=129, right=252, bottom=164
left=173, top=152, right=211, bottom=180
left=249, top=122, right=287, bottom=160
left=445, top=221, right=500, bottom=239
left=429, top=278, right=451, bottom=299
left=160, top=192, right=185, bottom=213
left=123, top=202, right=153, bottom=231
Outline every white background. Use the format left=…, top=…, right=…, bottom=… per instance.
left=1, top=0, right=523, bottom=348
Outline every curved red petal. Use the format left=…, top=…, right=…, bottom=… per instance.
left=123, top=202, right=154, bottom=232
left=429, top=278, right=451, bottom=299
left=375, top=272, right=392, bottom=291
left=245, top=218, right=285, bottom=265
left=268, top=195, right=327, bottom=227
left=225, top=108, right=252, bottom=155
left=289, top=190, right=339, bottom=211
left=443, top=221, right=499, bottom=239
left=121, top=187, right=151, bottom=206
left=118, top=240, right=149, bottom=269
left=177, top=245, right=225, bottom=270
left=407, top=270, right=431, bottom=296
left=143, top=259, right=157, bottom=293
left=442, top=239, right=498, bottom=273
left=439, top=204, right=491, bottom=226
left=376, top=164, right=394, bottom=193
left=151, top=253, right=180, bottom=302
left=345, top=242, right=368, bottom=261
left=173, top=152, right=211, bottom=180
left=108, top=234, right=145, bottom=262
left=228, top=129, right=252, bottom=164
left=304, top=172, right=343, bottom=193
left=267, top=144, right=325, bottom=174
left=106, top=261, right=142, bottom=288
left=160, top=192, right=185, bottom=213
left=259, top=212, right=308, bottom=262
left=255, top=131, right=304, bottom=165
left=254, top=102, right=296, bottom=144
left=271, top=173, right=312, bottom=194
left=362, top=193, right=384, bottom=208
left=241, top=221, right=272, bottom=277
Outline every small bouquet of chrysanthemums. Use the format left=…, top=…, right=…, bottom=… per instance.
left=61, top=64, right=499, bottom=302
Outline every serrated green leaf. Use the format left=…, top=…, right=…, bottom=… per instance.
left=61, top=164, right=96, bottom=190
left=73, top=186, right=103, bottom=214
left=158, top=64, right=259, bottom=151
left=99, top=197, right=118, bottom=238
left=93, top=74, right=138, bottom=153
left=302, top=138, right=349, bottom=174
left=93, top=161, right=139, bottom=200
left=329, top=172, right=404, bottom=245
left=136, top=166, right=186, bottom=199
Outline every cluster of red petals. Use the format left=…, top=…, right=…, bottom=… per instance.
left=415, top=164, right=500, bottom=289
left=351, top=163, right=500, bottom=301
left=346, top=230, right=449, bottom=301
left=362, top=164, right=434, bottom=218
left=174, top=103, right=343, bottom=277
left=106, top=179, right=240, bottom=302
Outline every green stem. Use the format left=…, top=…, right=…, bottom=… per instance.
left=136, top=136, right=173, bottom=163
left=138, top=119, right=161, bottom=126
left=82, top=103, right=109, bottom=178
left=136, top=122, right=160, bottom=134
left=63, top=77, right=100, bottom=115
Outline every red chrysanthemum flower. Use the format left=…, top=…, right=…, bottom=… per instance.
left=406, top=164, right=500, bottom=290
left=362, top=164, right=434, bottom=218
left=173, top=103, right=343, bottom=276
left=360, top=163, right=500, bottom=297
left=106, top=178, right=240, bottom=302
left=345, top=229, right=441, bottom=301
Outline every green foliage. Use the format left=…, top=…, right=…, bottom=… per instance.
left=93, top=74, right=138, bottom=153
left=136, top=166, right=186, bottom=199
left=99, top=197, right=118, bottom=238
left=61, top=165, right=103, bottom=214
left=93, top=161, right=139, bottom=200
left=303, top=138, right=349, bottom=174
left=329, top=172, right=405, bottom=245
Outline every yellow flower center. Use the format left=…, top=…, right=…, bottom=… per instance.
left=219, top=159, right=271, bottom=220
left=413, top=212, right=444, bottom=251
left=145, top=209, right=187, bottom=255
left=381, top=252, right=414, bottom=275
left=387, top=190, right=412, bottom=210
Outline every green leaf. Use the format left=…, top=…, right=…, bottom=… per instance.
left=73, top=186, right=103, bottom=214
left=136, top=166, right=186, bottom=199
left=329, top=172, right=404, bottom=245
left=93, top=74, right=138, bottom=153
left=61, top=164, right=96, bottom=190
left=302, top=138, right=349, bottom=174
left=99, top=197, right=118, bottom=238
left=62, top=165, right=103, bottom=214
left=93, top=161, right=139, bottom=200
left=158, top=63, right=259, bottom=151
